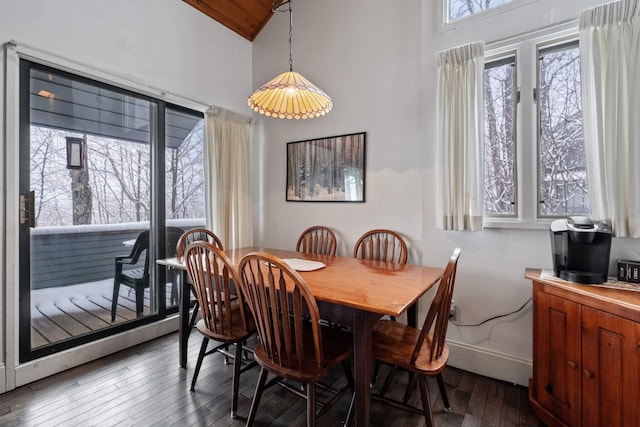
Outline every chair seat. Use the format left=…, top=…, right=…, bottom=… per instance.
left=195, top=304, right=256, bottom=344
left=253, top=325, right=352, bottom=384
left=371, top=319, right=448, bottom=374
left=121, top=268, right=144, bottom=282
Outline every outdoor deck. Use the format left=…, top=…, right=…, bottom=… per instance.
left=31, top=279, right=178, bottom=348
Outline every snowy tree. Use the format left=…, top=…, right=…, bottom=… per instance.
left=484, top=59, right=516, bottom=215
left=538, top=45, right=587, bottom=215
left=449, top=0, right=513, bottom=22
left=483, top=43, right=588, bottom=216
left=30, top=122, right=205, bottom=227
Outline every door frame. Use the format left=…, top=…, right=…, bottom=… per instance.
left=0, top=42, right=208, bottom=393
left=17, top=59, right=173, bottom=362
left=2, top=43, right=204, bottom=391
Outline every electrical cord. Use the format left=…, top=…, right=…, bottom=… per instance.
left=449, top=297, right=532, bottom=327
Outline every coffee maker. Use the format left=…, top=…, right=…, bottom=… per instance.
left=550, top=216, right=612, bottom=284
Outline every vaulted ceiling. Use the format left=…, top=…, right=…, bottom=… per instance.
left=183, top=0, right=276, bottom=42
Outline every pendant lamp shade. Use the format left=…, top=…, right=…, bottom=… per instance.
left=247, top=0, right=332, bottom=120
left=247, top=71, right=332, bottom=119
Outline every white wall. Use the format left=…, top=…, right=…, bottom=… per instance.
left=252, top=0, right=640, bottom=385
left=0, top=0, right=252, bottom=390
left=253, top=0, right=424, bottom=260
left=0, top=0, right=252, bottom=112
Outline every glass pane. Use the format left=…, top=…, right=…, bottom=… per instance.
left=538, top=43, right=589, bottom=216
left=165, top=109, right=205, bottom=223
left=29, top=67, right=153, bottom=350
left=448, top=0, right=514, bottom=22
left=484, top=58, right=516, bottom=215
left=164, top=108, right=205, bottom=308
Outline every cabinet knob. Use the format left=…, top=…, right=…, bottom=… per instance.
left=583, top=369, right=593, bottom=378
left=545, top=384, right=554, bottom=395
left=567, top=361, right=577, bottom=369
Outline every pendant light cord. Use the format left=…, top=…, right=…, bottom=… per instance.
left=273, top=0, right=294, bottom=72
left=289, top=0, right=293, bottom=72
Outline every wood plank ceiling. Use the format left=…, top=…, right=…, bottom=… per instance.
left=183, top=0, right=277, bottom=42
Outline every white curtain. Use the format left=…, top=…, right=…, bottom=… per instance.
left=435, top=42, right=485, bottom=231
left=204, top=107, right=253, bottom=249
left=580, top=0, right=640, bottom=237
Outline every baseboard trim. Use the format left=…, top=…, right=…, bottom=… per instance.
left=0, top=364, right=6, bottom=394
left=446, top=339, right=532, bottom=386
left=14, top=317, right=178, bottom=388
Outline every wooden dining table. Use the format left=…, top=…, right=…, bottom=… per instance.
left=158, top=247, right=444, bottom=427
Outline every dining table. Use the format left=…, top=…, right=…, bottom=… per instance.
left=158, top=246, right=444, bottom=427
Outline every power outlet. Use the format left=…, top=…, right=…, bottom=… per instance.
left=449, top=303, right=458, bottom=322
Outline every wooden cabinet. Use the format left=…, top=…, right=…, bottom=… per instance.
left=527, top=269, right=640, bottom=427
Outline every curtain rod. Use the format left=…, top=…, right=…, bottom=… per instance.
left=5, top=39, right=239, bottom=114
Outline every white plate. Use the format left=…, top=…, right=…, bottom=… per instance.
left=282, top=258, right=326, bottom=272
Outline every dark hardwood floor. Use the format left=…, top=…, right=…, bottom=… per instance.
left=0, top=332, right=543, bottom=426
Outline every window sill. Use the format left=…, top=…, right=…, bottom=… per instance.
left=483, top=219, right=552, bottom=230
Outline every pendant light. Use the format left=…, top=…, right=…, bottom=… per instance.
left=247, top=0, right=332, bottom=119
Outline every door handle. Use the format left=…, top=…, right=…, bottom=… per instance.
left=19, top=190, right=36, bottom=227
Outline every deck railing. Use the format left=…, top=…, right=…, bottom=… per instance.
left=30, top=220, right=203, bottom=289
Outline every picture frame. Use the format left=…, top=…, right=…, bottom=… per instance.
left=286, top=132, right=365, bottom=202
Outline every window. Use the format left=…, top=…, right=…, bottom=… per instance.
left=483, top=34, right=589, bottom=223
left=448, top=0, right=515, bottom=23
left=165, top=107, right=205, bottom=222
left=537, top=42, right=587, bottom=217
left=484, top=56, right=517, bottom=216
left=28, top=68, right=205, bottom=228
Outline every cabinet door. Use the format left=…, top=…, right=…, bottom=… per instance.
left=582, top=307, right=640, bottom=427
left=533, top=290, right=582, bottom=427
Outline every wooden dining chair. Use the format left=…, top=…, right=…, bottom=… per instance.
left=354, top=230, right=411, bottom=388
left=183, top=241, right=256, bottom=419
left=238, top=252, right=354, bottom=427
left=176, top=228, right=224, bottom=328
left=296, top=225, right=337, bottom=256
left=348, top=248, right=461, bottom=427
left=353, top=228, right=409, bottom=321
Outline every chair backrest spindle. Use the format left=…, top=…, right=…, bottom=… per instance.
left=353, top=229, right=408, bottom=264
left=177, top=228, right=224, bottom=262
left=296, top=226, right=337, bottom=256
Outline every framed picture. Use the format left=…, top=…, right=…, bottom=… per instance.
left=286, top=132, right=365, bottom=202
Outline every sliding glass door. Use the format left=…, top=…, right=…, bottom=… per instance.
left=18, top=60, right=204, bottom=362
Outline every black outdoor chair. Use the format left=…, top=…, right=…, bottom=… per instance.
left=111, top=227, right=184, bottom=321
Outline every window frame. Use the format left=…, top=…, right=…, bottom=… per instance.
left=483, top=52, right=519, bottom=219
left=18, top=58, right=205, bottom=362
left=438, top=0, right=537, bottom=33
left=535, top=39, right=585, bottom=219
left=481, top=24, right=583, bottom=229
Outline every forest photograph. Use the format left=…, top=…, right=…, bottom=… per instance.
left=286, top=132, right=365, bottom=202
